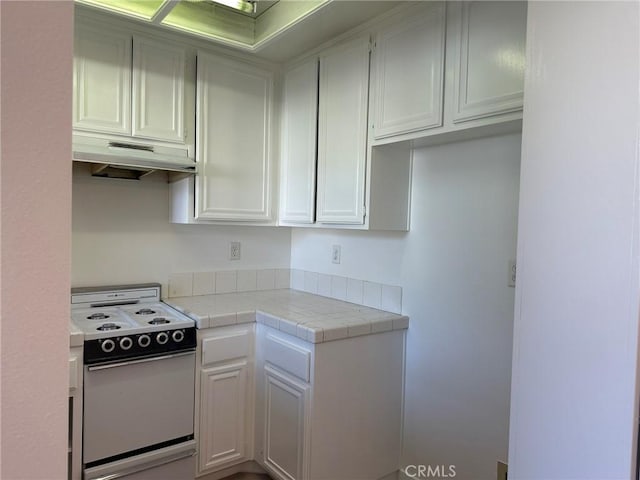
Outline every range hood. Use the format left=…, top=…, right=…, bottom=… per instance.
left=72, top=137, right=196, bottom=181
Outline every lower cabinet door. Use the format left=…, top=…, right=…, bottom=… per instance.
left=199, top=361, right=248, bottom=472
left=263, top=366, right=310, bottom=480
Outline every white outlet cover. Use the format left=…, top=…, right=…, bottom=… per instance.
left=332, top=245, right=341, bottom=264
left=230, top=241, right=241, bottom=261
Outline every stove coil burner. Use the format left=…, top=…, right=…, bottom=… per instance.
left=149, top=317, right=170, bottom=325
left=136, top=308, right=157, bottom=315
left=87, top=312, right=110, bottom=320
left=96, top=322, right=121, bottom=331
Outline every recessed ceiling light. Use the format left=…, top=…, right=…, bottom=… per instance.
left=208, top=0, right=256, bottom=15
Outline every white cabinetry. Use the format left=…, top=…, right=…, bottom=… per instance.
left=132, top=36, right=187, bottom=142
left=193, top=52, right=274, bottom=222
left=68, top=347, right=83, bottom=480
left=369, top=1, right=526, bottom=147
left=196, top=326, right=254, bottom=476
left=279, top=59, right=318, bottom=224
left=73, top=18, right=194, bottom=151
left=317, top=35, right=370, bottom=225
left=371, top=2, right=446, bottom=139
left=255, top=325, right=405, bottom=480
left=279, top=37, right=412, bottom=231
left=73, top=24, right=131, bottom=136
left=263, top=366, right=310, bottom=479
left=450, top=1, right=527, bottom=122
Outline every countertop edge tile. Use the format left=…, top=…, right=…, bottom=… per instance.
left=163, top=290, right=409, bottom=344
left=392, top=316, right=410, bottom=330
left=210, top=313, right=237, bottom=328
left=69, top=326, right=84, bottom=348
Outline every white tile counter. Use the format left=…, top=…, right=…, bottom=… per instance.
left=69, top=321, right=84, bottom=347
left=164, top=289, right=409, bottom=344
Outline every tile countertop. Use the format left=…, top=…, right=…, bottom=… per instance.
left=69, top=321, right=84, bottom=347
left=164, top=289, right=409, bottom=344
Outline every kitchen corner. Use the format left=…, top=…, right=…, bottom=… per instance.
left=63, top=1, right=520, bottom=480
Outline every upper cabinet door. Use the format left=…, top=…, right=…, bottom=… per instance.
left=196, top=52, right=273, bottom=222
left=372, top=2, right=446, bottom=139
left=452, top=1, right=527, bottom=122
left=132, top=37, right=186, bottom=143
left=317, top=36, right=370, bottom=225
left=279, top=60, right=318, bottom=225
left=73, top=25, right=131, bottom=135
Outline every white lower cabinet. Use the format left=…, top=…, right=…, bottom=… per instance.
left=255, top=325, right=405, bottom=480
left=68, top=347, right=83, bottom=480
left=200, top=361, right=249, bottom=471
left=263, top=366, right=310, bottom=480
left=196, top=326, right=254, bottom=476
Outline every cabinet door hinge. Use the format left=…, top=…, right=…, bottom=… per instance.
left=363, top=205, right=367, bottom=218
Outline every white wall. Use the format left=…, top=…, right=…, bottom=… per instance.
left=0, top=2, right=73, bottom=477
left=72, top=164, right=291, bottom=293
left=508, top=3, right=640, bottom=479
left=291, top=132, right=522, bottom=479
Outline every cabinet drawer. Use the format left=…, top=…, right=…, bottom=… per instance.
left=265, top=334, right=311, bottom=382
left=202, top=329, right=251, bottom=366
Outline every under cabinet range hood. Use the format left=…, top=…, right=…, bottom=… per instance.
left=72, top=137, right=196, bottom=181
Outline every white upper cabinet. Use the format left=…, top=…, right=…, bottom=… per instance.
left=279, top=59, right=319, bottom=224
left=73, top=24, right=131, bottom=136
left=371, top=2, right=446, bottom=139
left=195, top=52, right=274, bottom=222
left=368, top=1, right=526, bottom=146
left=132, top=37, right=186, bottom=143
left=451, top=1, right=527, bottom=122
left=73, top=20, right=193, bottom=148
left=278, top=35, right=412, bottom=231
left=317, top=35, right=370, bottom=225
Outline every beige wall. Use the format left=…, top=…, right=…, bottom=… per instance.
left=72, top=165, right=292, bottom=292
left=0, top=2, right=73, bottom=477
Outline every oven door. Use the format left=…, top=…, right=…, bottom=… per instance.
left=83, top=350, right=196, bottom=465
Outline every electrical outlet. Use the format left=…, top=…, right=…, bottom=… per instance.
left=508, top=260, right=517, bottom=287
left=332, top=245, right=341, bottom=264
left=229, top=241, right=241, bottom=261
left=497, top=461, right=508, bottom=480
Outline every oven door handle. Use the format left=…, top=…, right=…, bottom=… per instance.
left=85, top=448, right=196, bottom=480
left=87, top=350, right=195, bottom=371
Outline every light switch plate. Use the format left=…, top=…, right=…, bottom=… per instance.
left=508, top=260, right=516, bottom=287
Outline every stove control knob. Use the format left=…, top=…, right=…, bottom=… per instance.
left=101, top=339, right=115, bottom=353
left=172, top=330, right=184, bottom=343
left=119, top=337, right=133, bottom=350
left=138, top=335, right=151, bottom=348
left=156, top=332, right=169, bottom=345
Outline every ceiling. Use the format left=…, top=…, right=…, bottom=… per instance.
left=75, top=0, right=403, bottom=63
